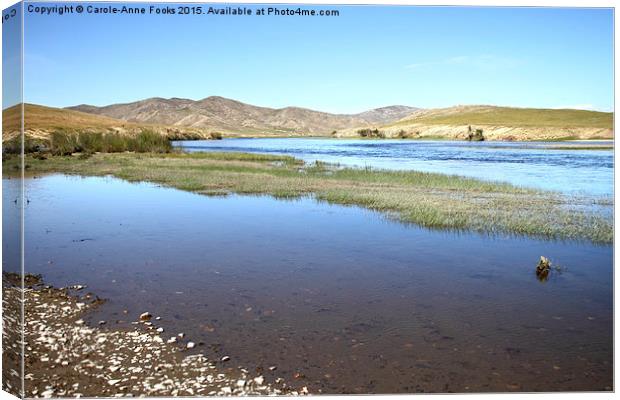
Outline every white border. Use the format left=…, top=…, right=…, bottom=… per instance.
left=0, top=1, right=616, bottom=400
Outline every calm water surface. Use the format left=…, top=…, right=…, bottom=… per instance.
left=3, top=175, right=612, bottom=393
left=175, top=138, right=614, bottom=197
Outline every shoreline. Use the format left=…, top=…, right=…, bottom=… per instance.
left=1, top=272, right=301, bottom=398
left=177, top=135, right=615, bottom=142
left=2, top=151, right=613, bottom=244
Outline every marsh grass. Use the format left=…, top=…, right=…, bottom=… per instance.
left=3, top=151, right=612, bottom=244
left=47, top=129, right=172, bottom=155
left=2, top=135, right=42, bottom=155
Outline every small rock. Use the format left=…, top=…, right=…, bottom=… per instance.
left=254, top=376, right=264, bottom=385
left=156, top=327, right=164, bottom=333
left=236, top=380, right=246, bottom=388
left=98, top=320, right=106, bottom=325
left=139, top=312, right=152, bottom=321
left=108, top=379, right=121, bottom=386
left=268, top=366, right=277, bottom=371
left=186, top=342, right=195, bottom=349
left=221, top=356, right=231, bottom=362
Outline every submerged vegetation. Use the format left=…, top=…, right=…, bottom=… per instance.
left=3, top=151, right=612, bottom=244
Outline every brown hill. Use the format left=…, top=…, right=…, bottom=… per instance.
left=2, top=104, right=216, bottom=143
left=337, top=105, right=614, bottom=141
left=68, top=96, right=419, bottom=136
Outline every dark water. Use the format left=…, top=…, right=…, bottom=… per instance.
left=175, top=138, right=614, bottom=197
left=3, top=175, right=613, bottom=393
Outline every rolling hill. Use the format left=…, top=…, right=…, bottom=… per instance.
left=3, top=101, right=613, bottom=145
left=336, top=105, right=614, bottom=141
left=68, top=96, right=419, bottom=136
left=2, top=103, right=216, bottom=143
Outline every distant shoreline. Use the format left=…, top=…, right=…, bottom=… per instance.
left=174, top=135, right=615, bottom=143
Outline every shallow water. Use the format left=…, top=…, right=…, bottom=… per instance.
left=3, top=175, right=613, bottom=393
left=175, top=138, right=614, bottom=197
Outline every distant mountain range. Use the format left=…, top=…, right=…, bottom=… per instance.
left=1, top=97, right=613, bottom=143
left=68, top=97, right=420, bottom=136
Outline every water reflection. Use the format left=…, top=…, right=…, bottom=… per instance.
left=3, top=175, right=613, bottom=393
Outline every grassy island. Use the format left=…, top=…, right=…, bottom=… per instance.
left=3, top=151, right=612, bottom=244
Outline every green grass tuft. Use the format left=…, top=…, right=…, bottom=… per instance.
left=2, top=152, right=612, bottom=244
left=47, top=129, right=172, bottom=155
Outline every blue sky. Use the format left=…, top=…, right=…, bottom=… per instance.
left=15, top=3, right=615, bottom=113
left=3, top=2, right=22, bottom=109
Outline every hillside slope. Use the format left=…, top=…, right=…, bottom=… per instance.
left=337, top=105, right=614, bottom=141
left=68, top=97, right=419, bottom=136
left=2, top=104, right=216, bottom=143
left=5, top=103, right=612, bottom=144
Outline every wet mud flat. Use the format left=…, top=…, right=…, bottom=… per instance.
left=2, top=273, right=301, bottom=398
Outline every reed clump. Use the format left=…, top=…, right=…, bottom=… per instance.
left=48, top=129, right=172, bottom=155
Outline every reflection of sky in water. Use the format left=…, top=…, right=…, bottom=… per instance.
left=1, top=175, right=613, bottom=393
left=176, top=139, right=614, bottom=197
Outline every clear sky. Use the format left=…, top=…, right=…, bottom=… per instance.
left=16, top=3, right=615, bottom=113
left=3, top=2, right=22, bottom=109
